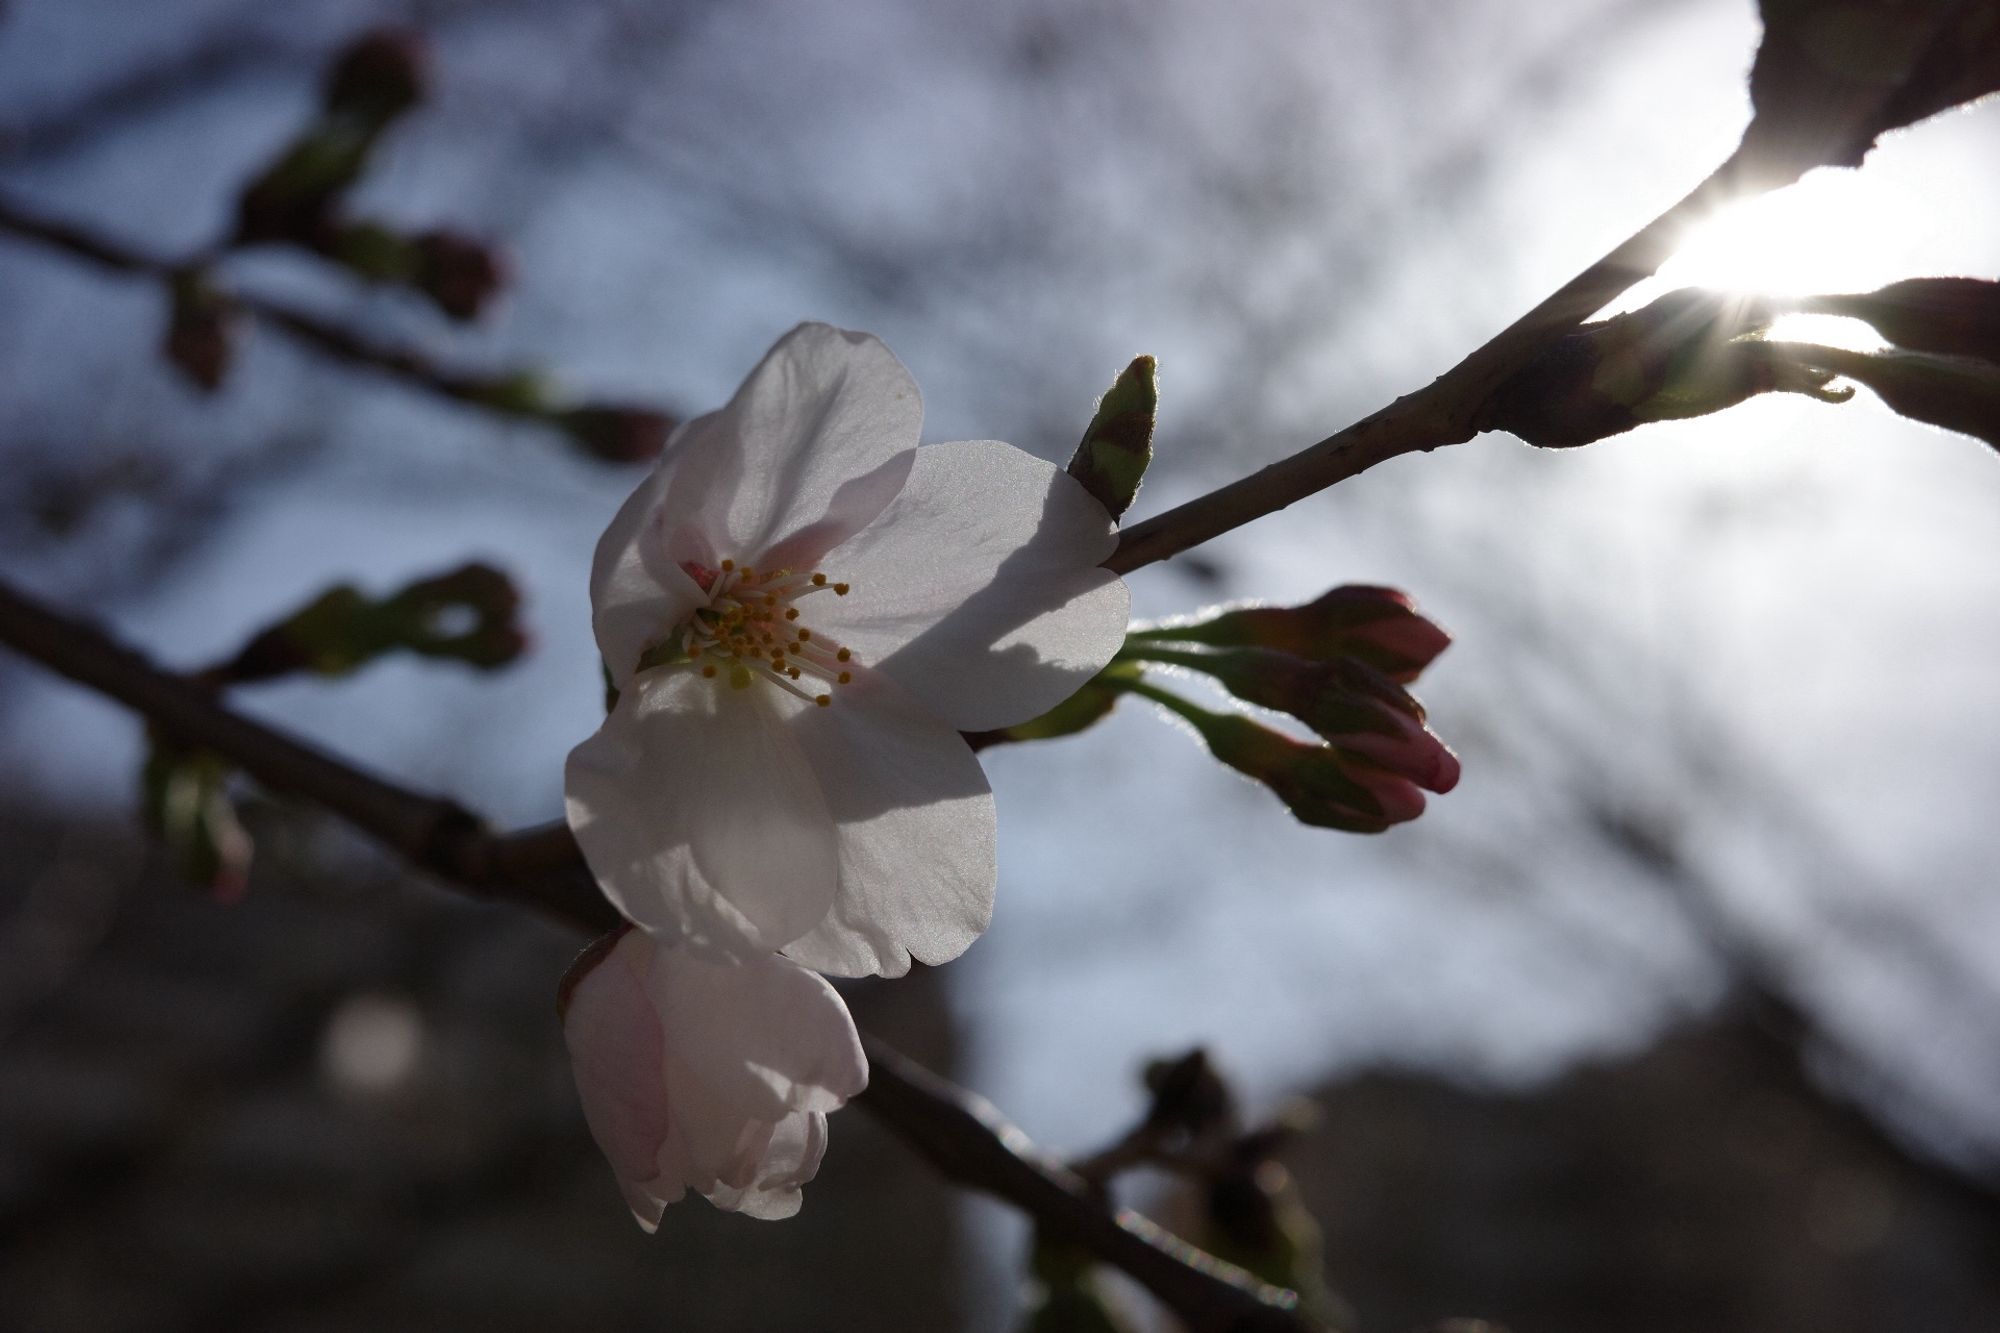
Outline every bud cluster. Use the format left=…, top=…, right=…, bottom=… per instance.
left=232, top=27, right=507, bottom=321
left=1778, top=277, right=2000, bottom=454
left=1057, top=1048, right=1346, bottom=1328
left=142, top=562, right=530, bottom=904
left=1116, top=585, right=1459, bottom=833
left=214, top=562, right=527, bottom=684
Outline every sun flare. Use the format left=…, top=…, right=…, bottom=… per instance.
left=1658, top=172, right=1938, bottom=299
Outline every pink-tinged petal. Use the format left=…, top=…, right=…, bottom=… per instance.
left=780, top=666, right=997, bottom=979
left=1331, top=757, right=1430, bottom=825
left=561, top=936, right=866, bottom=1225
left=589, top=462, right=707, bottom=686
left=819, top=440, right=1130, bottom=732
left=560, top=929, right=681, bottom=1228
left=656, top=324, right=923, bottom=563
left=711, top=1111, right=828, bottom=1220
left=565, top=670, right=839, bottom=957
left=649, top=948, right=869, bottom=1117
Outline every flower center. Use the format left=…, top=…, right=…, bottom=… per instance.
left=667, top=558, right=855, bottom=706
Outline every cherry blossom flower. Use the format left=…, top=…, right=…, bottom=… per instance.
left=559, top=925, right=868, bottom=1224
left=566, top=323, right=1130, bottom=976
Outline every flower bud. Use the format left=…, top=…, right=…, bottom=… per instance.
left=214, top=563, right=527, bottom=683
left=1802, top=278, right=2000, bottom=364
left=1152, top=688, right=1429, bottom=833
left=162, top=272, right=241, bottom=392
left=141, top=741, right=253, bottom=902
left=1140, top=1048, right=1237, bottom=1144
left=388, top=562, right=529, bottom=668
left=1135, top=585, right=1450, bottom=683
left=1783, top=344, right=2000, bottom=452
left=1481, top=287, right=1848, bottom=448
left=323, top=27, right=428, bottom=125
left=413, top=228, right=507, bottom=321
left=1066, top=353, right=1156, bottom=520
left=1149, top=646, right=1460, bottom=794
left=556, top=405, right=677, bottom=463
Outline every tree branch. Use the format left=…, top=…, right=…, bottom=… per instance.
left=0, top=577, right=1318, bottom=1333
left=1106, top=145, right=1759, bottom=576
left=0, top=192, right=611, bottom=428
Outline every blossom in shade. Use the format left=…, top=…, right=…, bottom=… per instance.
left=559, top=925, right=868, bottom=1224
left=566, top=322, right=1130, bottom=976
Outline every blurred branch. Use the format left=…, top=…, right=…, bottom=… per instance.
left=1107, top=144, right=1758, bottom=576
left=0, top=576, right=1319, bottom=1333
left=0, top=192, right=667, bottom=449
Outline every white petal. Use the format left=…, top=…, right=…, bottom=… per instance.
left=650, top=947, right=869, bottom=1117
left=780, top=667, right=996, bottom=978
left=651, top=949, right=864, bottom=1217
left=565, top=670, right=839, bottom=957
left=656, top=324, right=923, bottom=563
left=562, top=935, right=866, bottom=1225
left=560, top=929, right=683, bottom=1226
left=819, top=440, right=1131, bottom=732
left=589, top=462, right=706, bottom=686
left=709, top=1112, right=827, bottom=1220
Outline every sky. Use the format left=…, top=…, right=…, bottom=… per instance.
left=2, top=0, right=1998, bottom=1308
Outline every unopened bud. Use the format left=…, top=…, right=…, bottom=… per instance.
left=1134, top=585, right=1450, bottom=683
left=162, top=271, right=241, bottom=392
left=1803, top=278, right=2000, bottom=364
left=1482, top=287, right=1849, bottom=448
left=1783, top=343, right=2000, bottom=452
left=1066, top=354, right=1156, bottom=520
left=1141, top=1048, right=1237, bottom=1144
left=1147, top=645, right=1459, bottom=794
left=1159, top=690, right=1427, bottom=833
left=391, top=562, right=528, bottom=667
left=413, top=228, right=507, bottom=321
left=142, top=741, right=253, bottom=902
left=557, top=405, right=676, bottom=463
left=324, top=28, right=428, bottom=125
left=214, top=562, right=527, bottom=683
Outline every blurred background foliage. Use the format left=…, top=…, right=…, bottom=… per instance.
left=1, top=0, right=1998, bottom=1329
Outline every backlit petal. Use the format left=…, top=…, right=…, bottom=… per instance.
left=562, top=932, right=865, bottom=1224
left=657, top=324, right=923, bottom=562
left=820, top=440, right=1129, bottom=731
left=565, top=670, right=839, bottom=957
left=780, top=666, right=996, bottom=978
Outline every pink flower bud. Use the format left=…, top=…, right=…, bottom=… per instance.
left=558, top=406, right=677, bottom=463
left=323, top=28, right=428, bottom=123
left=1141, top=647, right=1459, bottom=795
left=1140, top=585, right=1451, bottom=683
left=1189, top=705, right=1429, bottom=833
left=414, top=229, right=507, bottom=321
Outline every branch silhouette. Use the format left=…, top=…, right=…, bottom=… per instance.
left=0, top=192, right=672, bottom=455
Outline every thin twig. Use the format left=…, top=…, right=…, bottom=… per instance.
left=1106, top=145, right=1764, bottom=576
left=0, top=192, right=544, bottom=420
left=0, top=577, right=1318, bottom=1333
